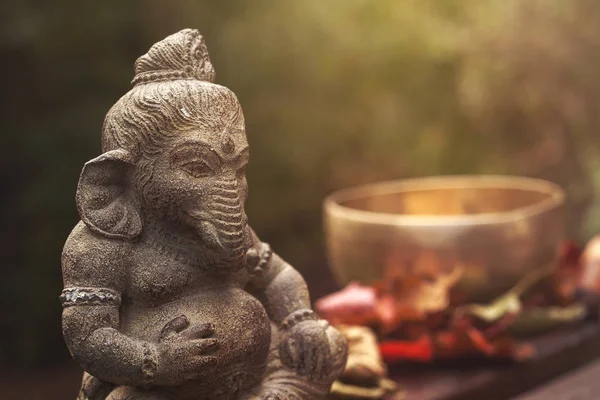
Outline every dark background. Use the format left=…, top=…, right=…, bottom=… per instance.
left=3, top=1, right=600, bottom=398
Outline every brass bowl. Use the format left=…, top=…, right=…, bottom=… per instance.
left=323, top=176, right=565, bottom=301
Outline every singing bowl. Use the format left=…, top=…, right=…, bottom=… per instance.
left=323, top=176, right=565, bottom=301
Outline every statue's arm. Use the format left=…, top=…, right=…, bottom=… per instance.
left=248, top=250, right=312, bottom=323
left=61, top=225, right=154, bottom=387
left=244, top=229, right=312, bottom=322
left=246, top=234, right=349, bottom=380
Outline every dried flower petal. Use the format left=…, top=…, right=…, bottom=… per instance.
left=315, top=282, right=379, bottom=326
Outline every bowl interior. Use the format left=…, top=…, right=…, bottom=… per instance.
left=334, top=177, right=562, bottom=219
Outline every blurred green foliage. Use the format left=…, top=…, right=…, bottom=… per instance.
left=2, top=0, right=600, bottom=369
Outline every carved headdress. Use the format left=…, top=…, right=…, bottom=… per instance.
left=100, top=29, right=242, bottom=160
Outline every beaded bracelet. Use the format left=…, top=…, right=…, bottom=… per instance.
left=280, top=309, right=319, bottom=332
left=141, top=342, right=158, bottom=386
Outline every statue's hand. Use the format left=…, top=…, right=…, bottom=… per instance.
left=154, top=315, right=220, bottom=386
left=278, top=311, right=331, bottom=380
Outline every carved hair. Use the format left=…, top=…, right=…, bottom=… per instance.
left=101, top=29, right=243, bottom=175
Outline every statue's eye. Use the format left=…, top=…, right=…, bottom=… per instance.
left=181, top=161, right=213, bottom=178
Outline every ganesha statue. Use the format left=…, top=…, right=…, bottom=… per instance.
left=60, top=29, right=347, bottom=400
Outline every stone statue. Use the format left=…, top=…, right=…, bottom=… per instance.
left=60, top=29, right=348, bottom=400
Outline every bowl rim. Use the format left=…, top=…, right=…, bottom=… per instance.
left=324, top=175, right=565, bottom=226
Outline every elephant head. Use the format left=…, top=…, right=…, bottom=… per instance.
left=76, top=29, right=254, bottom=273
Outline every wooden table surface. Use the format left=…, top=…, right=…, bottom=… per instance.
left=387, top=322, right=600, bottom=400
left=5, top=325, right=600, bottom=400
left=514, top=358, right=600, bottom=400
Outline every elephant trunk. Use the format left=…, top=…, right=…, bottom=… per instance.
left=198, top=176, right=247, bottom=267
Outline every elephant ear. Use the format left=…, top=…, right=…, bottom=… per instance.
left=76, top=149, right=142, bottom=241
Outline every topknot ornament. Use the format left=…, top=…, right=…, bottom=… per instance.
left=131, top=28, right=216, bottom=86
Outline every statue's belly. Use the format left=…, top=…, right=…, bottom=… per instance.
left=121, top=286, right=271, bottom=400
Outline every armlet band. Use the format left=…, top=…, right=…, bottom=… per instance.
left=60, top=287, right=121, bottom=307
left=251, top=242, right=273, bottom=277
